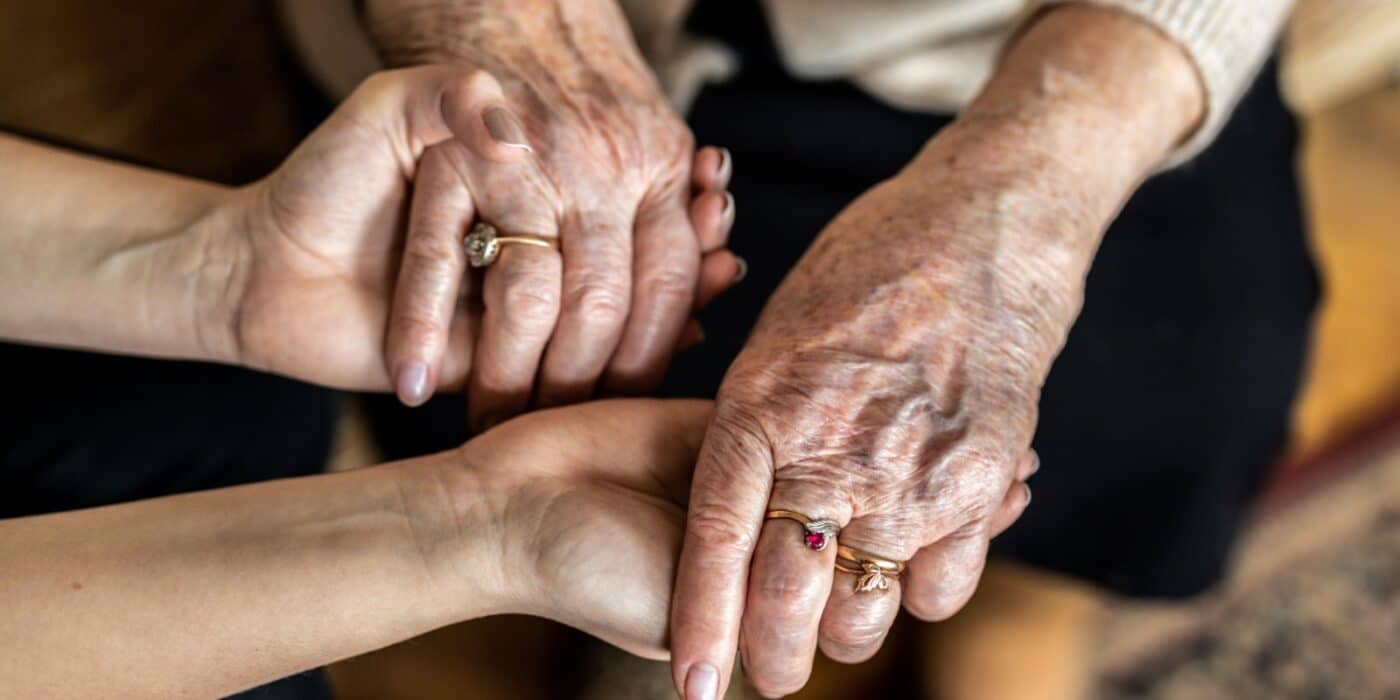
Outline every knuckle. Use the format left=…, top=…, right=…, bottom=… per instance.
left=565, top=279, right=629, bottom=328
left=687, top=505, right=758, bottom=558
left=754, top=567, right=822, bottom=603
left=638, top=265, right=697, bottom=306
left=500, top=277, right=560, bottom=327
left=390, top=313, right=441, bottom=346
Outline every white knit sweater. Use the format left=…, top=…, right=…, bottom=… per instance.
left=626, top=0, right=1296, bottom=163
left=282, top=0, right=1296, bottom=163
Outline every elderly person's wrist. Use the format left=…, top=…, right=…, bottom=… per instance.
left=365, top=0, right=650, bottom=79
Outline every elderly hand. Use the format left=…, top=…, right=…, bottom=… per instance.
left=366, top=0, right=729, bottom=429
left=665, top=5, right=1207, bottom=694
left=667, top=128, right=1098, bottom=697
left=223, top=66, right=736, bottom=395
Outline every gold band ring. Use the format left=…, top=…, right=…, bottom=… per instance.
left=765, top=510, right=841, bottom=551
left=464, top=222, right=558, bottom=268
left=834, top=544, right=905, bottom=593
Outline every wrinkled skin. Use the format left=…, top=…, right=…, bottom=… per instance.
left=670, top=124, right=1092, bottom=697
left=219, top=66, right=734, bottom=395
left=367, top=1, right=721, bottom=428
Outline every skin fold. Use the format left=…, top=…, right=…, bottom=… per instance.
left=368, top=0, right=724, bottom=428
left=0, top=66, right=735, bottom=396
left=667, top=6, right=1207, bottom=699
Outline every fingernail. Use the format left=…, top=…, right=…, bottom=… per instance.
left=685, top=663, right=718, bottom=700
left=483, top=107, right=532, bottom=152
left=394, top=361, right=430, bottom=407
left=722, top=191, right=735, bottom=220
left=1029, top=453, right=1041, bottom=476
left=1024, top=483, right=1033, bottom=506
left=732, top=256, right=748, bottom=284
left=716, top=147, right=732, bottom=181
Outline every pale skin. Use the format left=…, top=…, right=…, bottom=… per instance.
left=0, top=67, right=735, bottom=391
left=366, top=0, right=733, bottom=429
left=0, top=63, right=742, bottom=696
left=671, top=7, right=1207, bottom=699
left=233, top=3, right=1206, bottom=697
left=0, top=397, right=713, bottom=697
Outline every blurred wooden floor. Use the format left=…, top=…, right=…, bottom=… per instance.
left=0, top=2, right=1396, bottom=699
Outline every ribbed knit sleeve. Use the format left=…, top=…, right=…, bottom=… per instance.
left=1028, top=0, right=1295, bottom=166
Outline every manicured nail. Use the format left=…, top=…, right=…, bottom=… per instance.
left=732, top=256, right=748, bottom=284
left=394, top=361, right=430, bottom=407
left=685, top=663, right=718, bottom=700
left=483, top=107, right=532, bottom=152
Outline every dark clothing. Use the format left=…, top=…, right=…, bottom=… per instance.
left=668, top=1, right=1318, bottom=598
left=0, top=3, right=1313, bottom=696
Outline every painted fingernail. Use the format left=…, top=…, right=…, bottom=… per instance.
left=483, top=107, right=532, bottom=152
left=685, top=663, right=718, bottom=700
left=732, top=256, right=748, bottom=284
left=394, top=361, right=430, bottom=407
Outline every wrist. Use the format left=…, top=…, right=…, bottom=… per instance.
left=913, top=4, right=1203, bottom=202
left=185, top=187, right=254, bottom=368
left=402, top=443, right=534, bottom=621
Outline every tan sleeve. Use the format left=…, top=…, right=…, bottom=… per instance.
left=1027, top=0, right=1296, bottom=166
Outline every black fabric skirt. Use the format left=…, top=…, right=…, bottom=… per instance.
left=667, top=2, right=1319, bottom=598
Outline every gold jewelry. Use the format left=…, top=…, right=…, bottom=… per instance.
left=765, top=510, right=840, bottom=551
left=464, top=222, right=557, bottom=268
left=834, top=544, right=905, bottom=593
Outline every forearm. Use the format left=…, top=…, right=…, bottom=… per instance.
left=902, top=4, right=1205, bottom=348
left=0, top=452, right=488, bottom=697
left=365, top=0, right=656, bottom=91
left=0, top=134, right=243, bottom=363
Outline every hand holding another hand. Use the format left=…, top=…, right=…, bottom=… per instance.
left=216, top=65, right=736, bottom=413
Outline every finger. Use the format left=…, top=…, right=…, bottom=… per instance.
left=671, top=412, right=776, bottom=700
left=385, top=142, right=475, bottom=406
left=692, top=146, right=732, bottom=193
left=738, top=484, right=846, bottom=698
left=467, top=243, right=562, bottom=432
left=535, top=210, right=635, bottom=406
left=678, top=319, right=705, bottom=350
left=696, top=250, right=743, bottom=311
left=987, top=481, right=1032, bottom=539
left=901, top=530, right=991, bottom=623
left=692, top=189, right=735, bottom=253
left=439, top=69, right=535, bottom=163
left=597, top=189, right=699, bottom=396
left=1016, top=449, right=1040, bottom=481
left=816, top=517, right=910, bottom=664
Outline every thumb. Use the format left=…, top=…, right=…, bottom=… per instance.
left=671, top=408, right=775, bottom=700
left=440, top=69, right=535, bottom=163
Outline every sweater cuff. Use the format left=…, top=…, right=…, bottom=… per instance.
left=1025, top=0, right=1293, bottom=168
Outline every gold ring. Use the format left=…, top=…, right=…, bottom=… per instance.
left=765, top=510, right=841, bottom=551
left=834, top=544, right=905, bottom=593
left=464, top=222, right=557, bottom=268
